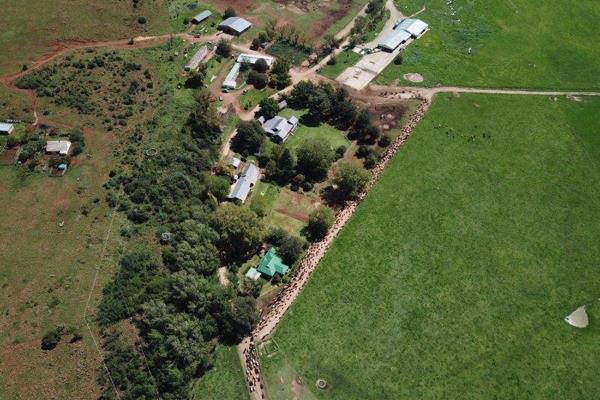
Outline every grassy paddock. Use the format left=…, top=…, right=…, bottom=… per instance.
left=319, top=50, right=361, bottom=80
left=376, top=0, right=600, bottom=90
left=0, top=0, right=170, bottom=75
left=191, top=345, right=249, bottom=400
left=261, top=93, right=600, bottom=399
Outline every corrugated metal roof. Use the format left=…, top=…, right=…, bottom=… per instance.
left=237, top=53, right=274, bottom=66
left=378, top=29, right=412, bottom=51
left=228, top=163, right=260, bottom=202
left=46, top=140, right=71, bottom=155
left=222, top=62, right=241, bottom=90
left=0, top=122, right=14, bottom=133
left=185, top=46, right=209, bottom=71
left=261, top=116, right=298, bottom=142
left=396, top=18, right=428, bottom=37
left=192, top=10, right=212, bottom=23
left=218, top=17, right=252, bottom=33
left=257, top=248, right=289, bottom=277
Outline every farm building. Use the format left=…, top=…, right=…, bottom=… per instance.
left=46, top=140, right=71, bottom=155
left=378, top=29, right=412, bottom=52
left=0, top=122, right=14, bottom=135
left=185, top=46, right=210, bottom=71
left=229, top=156, right=241, bottom=169
left=222, top=62, right=242, bottom=91
left=218, top=17, right=252, bottom=36
left=237, top=53, right=274, bottom=67
left=227, top=163, right=260, bottom=203
left=256, top=247, right=289, bottom=278
left=191, top=10, right=212, bottom=24
left=395, top=18, right=429, bottom=38
left=258, top=115, right=299, bottom=143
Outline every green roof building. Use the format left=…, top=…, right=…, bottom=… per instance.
left=256, top=247, right=289, bottom=278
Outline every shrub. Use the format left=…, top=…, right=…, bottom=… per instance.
left=224, top=7, right=236, bottom=19
left=137, top=16, right=147, bottom=24
left=355, top=144, right=372, bottom=158
left=335, top=145, right=347, bottom=160
left=41, top=325, right=65, bottom=350
left=307, top=206, right=334, bottom=241
left=327, top=56, right=337, bottom=66
left=378, top=134, right=391, bottom=147
left=394, top=54, right=403, bottom=65
left=216, top=39, right=232, bottom=58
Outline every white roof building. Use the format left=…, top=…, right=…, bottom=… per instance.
left=0, top=122, right=15, bottom=135
left=237, top=53, right=274, bottom=67
left=396, top=18, right=429, bottom=38
left=218, top=17, right=252, bottom=35
left=222, top=62, right=241, bottom=90
left=228, top=163, right=260, bottom=203
left=378, top=29, right=412, bottom=51
left=185, top=46, right=210, bottom=71
left=46, top=140, right=72, bottom=155
left=192, top=10, right=212, bottom=24
left=258, top=115, right=299, bottom=143
left=229, top=157, right=241, bottom=169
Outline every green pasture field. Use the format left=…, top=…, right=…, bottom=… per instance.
left=191, top=344, right=250, bottom=400
left=261, top=93, right=600, bottom=399
left=0, top=85, right=32, bottom=123
left=0, top=0, right=171, bottom=76
left=376, top=0, right=600, bottom=90
left=319, top=50, right=361, bottom=80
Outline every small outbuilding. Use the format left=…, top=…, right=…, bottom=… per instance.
left=227, top=163, right=260, bottom=203
left=229, top=157, right=242, bottom=169
left=218, top=17, right=252, bottom=36
left=256, top=247, right=289, bottom=278
left=191, top=10, right=212, bottom=24
left=222, top=62, right=241, bottom=91
left=46, top=140, right=72, bottom=155
left=237, top=53, right=274, bottom=67
left=258, top=115, right=299, bottom=143
left=245, top=267, right=262, bottom=281
left=0, top=122, right=14, bottom=135
left=185, top=46, right=210, bottom=71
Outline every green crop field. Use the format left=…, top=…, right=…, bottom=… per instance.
left=261, top=93, right=600, bottom=399
left=376, top=0, right=600, bottom=90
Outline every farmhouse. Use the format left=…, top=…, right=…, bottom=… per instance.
left=237, top=53, right=274, bottom=67
left=185, top=46, right=210, bottom=71
left=191, top=10, right=212, bottom=24
left=256, top=247, right=289, bottom=278
left=378, top=29, right=412, bottom=52
left=46, top=140, right=71, bottom=155
left=222, top=62, right=242, bottom=91
left=218, top=17, right=252, bottom=36
left=227, top=162, right=260, bottom=203
left=0, top=122, right=14, bottom=135
left=395, top=18, right=429, bottom=38
left=257, top=115, right=299, bottom=143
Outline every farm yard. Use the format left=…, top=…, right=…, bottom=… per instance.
left=260, top=93, right=600, bottom=399
left=1, top=0, right=600, bottom=399
left=376, top=0, right=600, bottom=90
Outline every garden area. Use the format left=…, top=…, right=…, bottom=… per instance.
left=261, top=93, right=600, bottom=399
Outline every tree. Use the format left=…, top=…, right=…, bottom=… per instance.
left=41, top=325, right=65, bottom=350
left=332, top=160, right=370, bottom=200
left=270, top=58, right=291, bottom=89
left=254, top=58, right=269, bottom=73
left=184, top=69, right=205, bottom=89
left=188, top=90, right=222, bottom=147
left=223, top=7, right=236, bottom=19
left=247, top=70, right=268, bottom=89
left=216, top=39, right=232, bottom=58
left=258, top=97, right=279, bottom=120
left=288, top=81, right=317, bottom=108
left=322, top=33, right=340, bottom=55
left=231, top=120, right=265, bottom=156
left=212, top=203, right=264, bottom=260
left=307, top=89, right=332, bottom=123
left=331, top=100, right=357, bottom=130
left=307, top=206, right=334, bottom=241
left=278, top=234, right=305, bottom=265
left=296, top=138, right=334, bottom=181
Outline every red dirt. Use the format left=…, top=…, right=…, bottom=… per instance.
left=207, top=0, right=255, bottom=13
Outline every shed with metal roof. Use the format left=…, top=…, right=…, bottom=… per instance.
left=396, top=18, right=428, bottom=38
left=192, top=10, right=212, bottom=24
left=378, top=29, right=412, bottom=52
left=0, top=122, right=15, bottom=135
left=218, top=17, right=252, bottom=35
left=227, top=163, right=260, bottom=203
left=185, top=46, right=210, bottom=71
left=46, top=140, right=72, bottom=155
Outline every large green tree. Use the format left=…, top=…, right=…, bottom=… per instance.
left=212, top=203, right=264, bottom=260
left=296, top=138, right=335, bottom=181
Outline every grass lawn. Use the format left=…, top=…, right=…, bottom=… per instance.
left=375, top=0, right=600, bottom=90
left=261, top=93, right=600, bottom=399
left=191, top=344, right=249, bottom=400
left=278, top=109, right=351, bottom=154
left=0, top=0, right=171, bottom=76
left=319, top=50, right=361, bottom=80
left=0, top=85, right=32, bottom=123
left=238, top=87, right=276, bottom=111
left=266, top=41, right=310, bottom=66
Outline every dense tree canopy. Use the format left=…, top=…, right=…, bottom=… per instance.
left=212, top=203, right=264, bottom=260
left=296, top=138, right=335, bottom=181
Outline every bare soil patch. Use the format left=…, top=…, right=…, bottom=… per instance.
left=208, top=0, right=255, bottom=13
left=403, top=72, right=424, bottom=83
